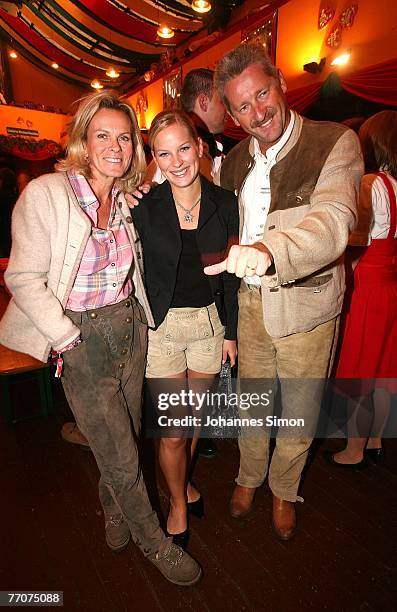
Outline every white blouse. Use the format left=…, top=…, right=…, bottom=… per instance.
left=349, top=171, right=397, bottom=246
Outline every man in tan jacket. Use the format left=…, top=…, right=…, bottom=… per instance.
left=205, top=43, right=364, bottom=539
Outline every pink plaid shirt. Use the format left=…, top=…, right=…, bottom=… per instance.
left=66, top=172, right=133, bottom=311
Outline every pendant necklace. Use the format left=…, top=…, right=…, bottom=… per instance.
left=174, top=195, right=201, bottom=223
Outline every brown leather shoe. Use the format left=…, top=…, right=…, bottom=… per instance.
left=272, top=494, right=296, bottom=541
left=61, top=422, right=91, bottom=451
left=229, top=485, right=256, bottom=519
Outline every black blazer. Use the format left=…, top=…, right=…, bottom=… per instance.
left=132, top=176, right=240, bottom=340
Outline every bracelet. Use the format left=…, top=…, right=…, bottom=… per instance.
left=57, top=336, right=82, bottom=354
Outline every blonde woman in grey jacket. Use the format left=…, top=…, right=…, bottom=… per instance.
left=0, top=91, right=201, bottom=587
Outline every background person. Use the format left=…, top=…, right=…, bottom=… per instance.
left=205, top=43, right=363, bottom=540
left=132, top=110, right=239, bottom=549
left=0, top=91, right=201, bottom=587
left=325, top=110, right=397, bottom=468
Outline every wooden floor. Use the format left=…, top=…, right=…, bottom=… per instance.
left=1, top=377, right=397, bottom=612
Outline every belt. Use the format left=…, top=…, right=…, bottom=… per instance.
left=65, top=295, right=136, bottom=321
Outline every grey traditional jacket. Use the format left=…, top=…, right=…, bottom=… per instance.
left=0, top=172, right=154, bottom=362
left=216, top=113, right=364, bottom=338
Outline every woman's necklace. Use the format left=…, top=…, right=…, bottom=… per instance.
left=174, top=195, right=201, bottom=223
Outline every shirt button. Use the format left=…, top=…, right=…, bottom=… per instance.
left=89, top=312, right=97, bottom=319
left=125, top=216, right=133, bottom=223
left=121, top=348, right=128, bottom=355
left=125, top=300, right=131, bottom=308
left=119, top=363, right=125, bottom=369
left=110, top=239, right=114, bottom=243
left=124, top=334, right=131, bottom=340
left=111, top=262, right=115, bottom=267
left=125, top=317, right=132, bottom=323
left=112, top=283, right=117, bottom=287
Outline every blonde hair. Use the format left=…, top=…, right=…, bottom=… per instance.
left=56, top=90, right=146, bottom=192
left=148, top=109, right=199, bottom=152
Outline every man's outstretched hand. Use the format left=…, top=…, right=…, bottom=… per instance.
left=204, top=243, right=273, bottom=278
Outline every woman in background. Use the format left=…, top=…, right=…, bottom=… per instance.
left=326, top=111, right=397, bottom=467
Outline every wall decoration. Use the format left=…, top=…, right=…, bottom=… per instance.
left=339, top=4, right=358, bottom=29
left=241, top=12, right=277, bottom=60
left=318, top=6, right=335, bottom=29
left=163, top=67, right=182, bottom=111
left=326, top=22, right=342, bottom=48
left=135, top=91, right=148, bottom=129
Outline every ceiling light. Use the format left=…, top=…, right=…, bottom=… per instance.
left=9, top=50, right=17, bottom=59
left=52, top=62, right=59, bottom=69
left=331, top=51, right=351, bottom=66
left=91, top=80, right=104, bottom=90
left=157, top=24, right=174, bottom=39
left=106, top=67, right=120, bottom=78
left=191, top=0, right=211, bottom=13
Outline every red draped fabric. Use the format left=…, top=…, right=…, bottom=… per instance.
left=340, top=58, right=397, bottom=107
left=286, top=82, right=323, bottom=114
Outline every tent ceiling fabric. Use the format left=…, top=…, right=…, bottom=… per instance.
left=0, top=0, right=245, bottom=90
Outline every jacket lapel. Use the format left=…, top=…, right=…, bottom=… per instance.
left=198, top=176, right=217, bottom=232
left=152, top=181, right=181, bottom=243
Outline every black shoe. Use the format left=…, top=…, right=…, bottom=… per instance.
left=197, top=439, right=217, bottom=458
left=364, top=448, right=384, bottom=464
left=188, top=496, right=204, bottom=519
left=323, top=450, right=368, bottom=470
left=167, top=529, right=189, bottom=550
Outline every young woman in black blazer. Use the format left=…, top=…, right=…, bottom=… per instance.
left=132, top=110, right=239, bottom=549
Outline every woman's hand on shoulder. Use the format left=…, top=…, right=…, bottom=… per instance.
left=125, top=183, right=152, bottom=208
left=222, top=339, right=237, bottom=368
